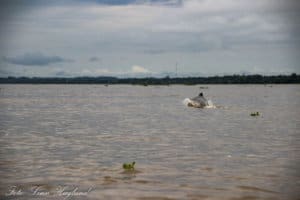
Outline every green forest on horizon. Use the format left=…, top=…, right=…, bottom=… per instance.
left=0, top=73, right=299, bottom=85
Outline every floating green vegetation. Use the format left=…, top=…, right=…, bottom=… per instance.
left=123, top=161, right=135, bottom=170
left=250, top=112, right=260, bottom=117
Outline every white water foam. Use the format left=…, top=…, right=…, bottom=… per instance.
left=183, top=98, right=193, bottom=106
left=206, top=100, right=216, bottom=108
left=183, top=98, right=216, bottom=108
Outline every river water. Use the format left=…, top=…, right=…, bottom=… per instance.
left=0, top=84, right=299, bottom=199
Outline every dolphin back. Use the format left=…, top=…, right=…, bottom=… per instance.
left=191, top=96, right=209, bottom=107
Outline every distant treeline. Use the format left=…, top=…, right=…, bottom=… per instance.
left=0, top=74, right=299, bottom=85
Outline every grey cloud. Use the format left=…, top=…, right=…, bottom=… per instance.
left=0, top=69, right=12, bottom=77
left=2, top=52, right=72, bottom=66
left=55, top=70, right=72, bottom=77
left=98, top=31, right=223, bottom=54
left=1, top=0, right=299, bottom=77
left=0, top=0, right=182, bottom=7
left=70, top=0, right=183, bottom=6
left=89, top=56, right=101, bottom=62
left=143, top=49, right=166, bottom=54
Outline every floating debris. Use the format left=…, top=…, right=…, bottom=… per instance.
left=250, top=112, right=260, bottom=117
left=199, top=86, right=209, bottom=89
left=123, top=161, right=135, bottom=170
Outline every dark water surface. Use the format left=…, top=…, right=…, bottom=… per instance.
left=0, top=84, right=299, bottom=199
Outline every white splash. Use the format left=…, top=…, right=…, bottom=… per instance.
left=206, top=100, right=216, bottom=108
left=183, top=98, right=192, bottom=106
left=183, top=98, right=216, bottom=108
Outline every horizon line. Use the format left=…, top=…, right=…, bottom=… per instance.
left=0, top=72, right=299, bottom=79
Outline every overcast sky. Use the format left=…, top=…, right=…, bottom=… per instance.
left=0, top=0, right=299, bottom=77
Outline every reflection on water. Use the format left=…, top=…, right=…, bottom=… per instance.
left=0, top=84, right=299, bottom=199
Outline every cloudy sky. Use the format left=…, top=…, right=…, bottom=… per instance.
left=0, top=0, right=299, bottom=77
